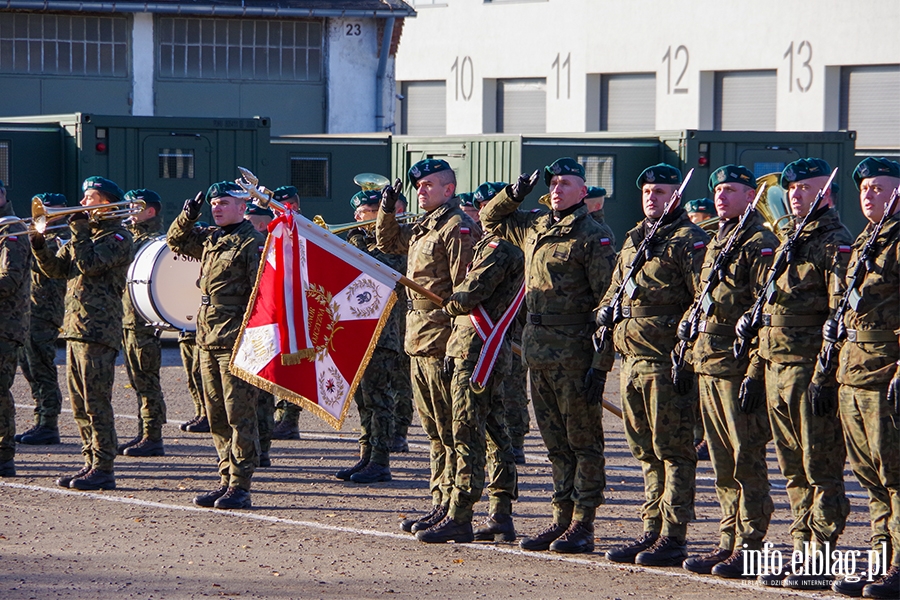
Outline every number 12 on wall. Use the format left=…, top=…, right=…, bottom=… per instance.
left=662, top=45, right=689, bottom=94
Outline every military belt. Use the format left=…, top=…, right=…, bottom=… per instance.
left=526, top=312, right=592, bottom=326
left=846, top=329, right=898, bottom=343
left=200, top=295, right=248, bottom=306
left=620, top=305, right=681, bottom=318
left=698, top=320, right=736, bottom=337
left=407, top=299, right=439, bottom=311
left=761, top=314, right=826, bottom=327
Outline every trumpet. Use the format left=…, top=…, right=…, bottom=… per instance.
left=32, top=197, right=146, bottom=232
left=312, top=212, right=418, bottom=235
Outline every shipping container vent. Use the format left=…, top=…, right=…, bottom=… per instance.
left=290, top=155, right=329, bottom=198
left=0, top=141, right=8, bottom=186
left=578, top=155, right=615, bottom=199
left=159, top=149, right=195, bottom=179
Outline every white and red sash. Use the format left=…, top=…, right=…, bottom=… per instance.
left=468, top=281, right=526, bottom=388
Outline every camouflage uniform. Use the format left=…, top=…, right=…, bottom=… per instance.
left=33, top=217, right=133, bottom=472
left=689, top=211, right=778, bottom=551
left=179, top=330, right=205, bottom=418
left=481, top=189, right=616, bottom=525
left=499, top=321, right=529, bottom=449
left=442, top=234, right=523, bottom=521
left=376, top=198, right=479, bottom=506
left=591, top=208, right=617, bottom=249
left=17, top=229, right=67, bottom=429
left=752, top=207, right=853, bottom=549
left=167, top=212, right=265, bottom=491
left=603, top=208, right=708, bottom=540
left=0, top=202, right=32, bottom=465
left=122, top=216, right=166, bottom=440
left=390, top=261, right=414, bottom=443
left=257, top=390, right=275, bottom=455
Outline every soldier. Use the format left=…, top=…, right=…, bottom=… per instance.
left=178, top=329, right=209, bottom=433
left=118, top=190, right=167, bottom=458
left=0, top=179, right=32, bottom=476
left=32, top=176, right=133, bottom=490
left=824, top=158, right=899, bottom=599
left=390, top=194, right=413, bottom=454
left=168, top=182, right=265, bottom=510
left=458, top=192, right=482, bottom=231
left=416, top=181, right=522, bottom=544
left=679, top=165, right=778, bottom=578
left=736, top=157, right=852, bottom=589
left=334, top=188, right=405, bottom=484
left=599, top=163, right=708, bottom=566
left=585, top=186, right=617, bottom=248
left=375, top=159, right=479, bottom=533
left=16, top=193, right=68, bottom=446
left=481, top=158, right=616, bottom=554
left=273, top=186, right=300, bottom=214
left=685, top=197, right=715, bottom=226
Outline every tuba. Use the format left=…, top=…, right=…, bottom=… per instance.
left=696, top=172, right=792, bottom=238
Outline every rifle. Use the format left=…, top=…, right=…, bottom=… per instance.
left=670, top=183, right=767, bottom=381
left=593, top=168, right=694, bottom=352
left=815, top=184, right=900, bottom=376
left=733, top=167, right=838, bottom=359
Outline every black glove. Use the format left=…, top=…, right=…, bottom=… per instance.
left=509, top=170, right=540, bottom=203
left=67, top=211, right=88, bottom=224
left=584, top=368, right=607, bottom=406
left=29, top=232, right=45, bottom=250
left=183, top=191, right=204, bottom=220
left=441, top=355, right=454, bottom=379
left=739, top=377, right=766, bottom=413
left=380, top=178, right=402, bottom=213
left=673, top=366, right=694, bottom=395
left=888, top=365, right=900, bottom=416
left=808, top=382, right=837, bottom=417
left=596, top=305, right=614, bottom=328
left=677, top=320, right=698, bottom=343
left=735, top=309, right=760, bottom=340
left=822, top=319, right=846, bottom=344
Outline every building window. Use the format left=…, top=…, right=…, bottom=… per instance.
left=497, top=78, right=546, bottom=134
left=578, top=155, right=615, bottom=199
left=840, top=64, right=900, bottom=151
left=290, top=155, right=329, bottom=198
left=0, top=141, right=9, bottom=186
left=714, top=70, right=776, bottom=131
left=158, top=17, right=323, bottom=81
left=0, top=13, right=128, bottom=76
left=159, top=149, right=195, bottom=179
left=600, top=73, right=656, bottom=131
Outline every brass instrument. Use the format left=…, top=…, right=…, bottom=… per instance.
left=353, top=172, right=391, bottom=191
left=31, top=197, right=146, bottom=232
left=312, top=213, right=417, bottom=235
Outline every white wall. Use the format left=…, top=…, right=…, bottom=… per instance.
left=131, top=12, right=155, bottom=116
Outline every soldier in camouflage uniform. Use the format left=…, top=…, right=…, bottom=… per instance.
left=389, top=194, right=413, bottom=453
left=823, top=158, right=900, bottom=599
left=415, top=181, right=522, bottom=544
left=736, top=158, right=852, bottom=590
left=685, top=197, right=715, bottom=226
left=678, top=165, right=778, bottom=578
left=118, top=189, right=167, bottom=458
left=376, top=159, right=480, bottom=533
left=599, top=163, right=708, bottom=566
left=178, top=329, right=209, bottom=433
left=168, top=181, right=265, bottom=510
left=482, top=158, right=617, bottom=554
left=0, top=180, right=32, bottom=476
left=32, top=176, right=134, bottom=490
left=16, top=193, right=68, bottom=446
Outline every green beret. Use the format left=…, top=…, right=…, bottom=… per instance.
left=780, top=158, right=833, bottom=189
left=205, top=181, right=248, bottom=203
left=457, top=192, right=475, bottom=207
left=853, top=157, right=900, bottom=189
left=708, top=164, right=756, bottom=192
left=473, top=182, right=507, bottom=208
left=350, top=189, right=382, bottom=210
left=684, top=198, right=714, bottom=214
left=586, top=186, right=607, bottom=199
left=124, top=188, right=162, bottom=211
left=33, top=192, right=67, bottom=207
left=245, top=203, right=274, bottom=218
left=544, top=157, right=585, bottom=185
left=82, top=176, right=124, bottom=201
left=636, top=163, right=682, bottom=189
left=408, top=159, right=452, bottom=187
left=273, top=186, right=298, bottom=202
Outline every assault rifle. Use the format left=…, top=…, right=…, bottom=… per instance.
left=593, top=168, right=693, bottom=352
left=670, top=183, right=767, bottom=383
left=815, top=184, right=900, bottom=377
left=733, top=168, right=838, bottom=359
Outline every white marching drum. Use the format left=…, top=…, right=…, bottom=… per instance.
left=127, top=236, right=202, bottom=332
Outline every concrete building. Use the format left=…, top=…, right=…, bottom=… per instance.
left=395, top=0, right=900, bottom=155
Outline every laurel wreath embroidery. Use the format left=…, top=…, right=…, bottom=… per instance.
left=308, top=284, right=343, bottom=361
left=317, top=365, right=345, bottom=407
left=346, top=278, right=382, bottom=319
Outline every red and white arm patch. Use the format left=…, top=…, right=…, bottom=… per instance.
left=760, top=247, right=773, bottom=256
left=693, top=240, right=706, bottom=251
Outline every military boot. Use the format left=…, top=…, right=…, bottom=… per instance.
left=0, top=459, right=15, bottom=477
left=214, top=487, right=252, bottom=510
left=635, top=536, right=689, bottom=567
left=683, top=547, right=732, bottom=574
left=271, top=419, right=300, bottom=440
left=350, top=462, right=391, bottom=483
left=862, top=565, right=899, bottom=599
left=519, top=522, right=569, bottom=551
left=415, top=516, right=474, bottom=544
left=335, top=448, right=371, bottom=481
left=549, top=521, right=595, bottom=554
left=258, top=452, right=271, bottom=468
left=185, top=415, right=210, bottom=433
left=833, top=576, right=868, bottom=597
left=410, top=504, right=448, bottom=533
left=400, top=504, right=445, bottom=533
left=57, top=465, right=91, bottom=488
left=711, top=549, right=756, bottom=579
left=69, top=469, right=116, bottom=491
left=193, top=485, right=228, bottom=507
left=606, top=531, right=660, bottom=563
left=14, top=423, right=40, bottom=443
left=117, top=435, right=142, bottom=455
left=180, top=415, right=201, bottom=431
left=123, top=437, right=165, bottom=457
left=473, top=513, right=516, bottom=542
left=19, top=425, right=60, bottom=445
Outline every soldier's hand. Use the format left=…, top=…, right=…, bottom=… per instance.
left=183, top=191, right=204, bottom=220
left=677, top=319, right=697, bottom=342
left=596, top=305, right=614, bottom=328
left=888, top=364, right=900, bottom=415
left=67, top=211, right=88, bottom=224
left=29, top=231, right=45, bottom=250
left=583, top=368, right=607, bottom=406
left=441, top=355, right=454, bottom=379
left=822, top=319, right=845, bottom=344
left=735, top=309, right=760, bottom=340
left=738, top=377, right=766, bottom=413
left=510, top=170, right=540, bottom=202
left=380, top=178, right=402, bottom=213
left=672, top=366, right=694, bottom=395
left=808, top=382, right=837, bottom=417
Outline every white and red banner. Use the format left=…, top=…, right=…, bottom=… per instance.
left=469, top=282, right=525, bottom=389
left=230, top=209, right=401, bottom=430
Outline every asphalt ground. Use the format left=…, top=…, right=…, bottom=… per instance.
left=0, top=343, right=879, bottom=599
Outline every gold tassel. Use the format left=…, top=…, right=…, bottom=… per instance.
left=281, top=349, right=316, bottom=365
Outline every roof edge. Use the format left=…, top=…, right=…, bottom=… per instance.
left=2, top=1, right=416, bottom=18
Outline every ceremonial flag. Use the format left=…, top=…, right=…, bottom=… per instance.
left=230, top=209, right=401, bottom=429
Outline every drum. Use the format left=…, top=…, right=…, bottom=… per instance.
left=127, top=236, right=202, bottom=331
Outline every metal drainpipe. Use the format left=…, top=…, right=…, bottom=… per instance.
left=375, top=17, right=395, bottom=132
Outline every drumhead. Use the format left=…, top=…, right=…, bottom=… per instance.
left=127, top=236, right=201, bottom=331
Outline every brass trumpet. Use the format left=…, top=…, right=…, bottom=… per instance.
left=312, top=212, right=417, bottom=235
left=31, top=197, right=146, bottom=233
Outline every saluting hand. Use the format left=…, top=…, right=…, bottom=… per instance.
left=510, top=170, right=540, bottom=202
left=381, top=178, right=402, bottom=213
left=183, top=191, right=204, bottom=220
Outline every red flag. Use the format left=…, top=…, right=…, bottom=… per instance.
left=230, top=210, right=401, bottom=430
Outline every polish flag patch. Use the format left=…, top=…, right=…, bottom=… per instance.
left=838, top=245, right=852, bottom=253
left=460, top=227, right=470, bottom=235
left=693, top=241, right=706, bottom=250
left=258, top=245, right=265, bottom=253
left=7, top=235, right=17, bottom=241
left=530, top=208, right=543, bottom=213
left=114, top=233, right=125, bottom=241
left=600, top=238, right=611, bottom=246
left=488, top=240, right=499, bottom=248
left=760, top=247, right=773, bottom=256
